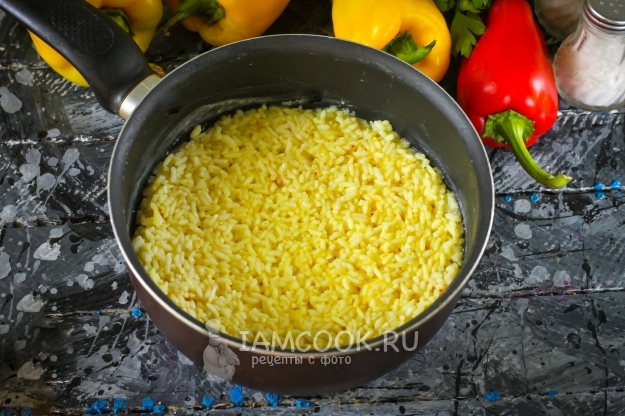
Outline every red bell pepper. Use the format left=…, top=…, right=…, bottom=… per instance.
left=457, top=0, right=571, bottom=188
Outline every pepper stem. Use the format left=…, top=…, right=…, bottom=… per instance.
left=162, top=0, right=225, bottom=33
left=382, top=32, right=436, bottom=65
left=102, top=8, right=134, bottom=37
left=484, top=110, right=571, bottom=189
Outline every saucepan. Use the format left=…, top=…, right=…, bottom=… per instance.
left=1, top=0, right=494, bottom=395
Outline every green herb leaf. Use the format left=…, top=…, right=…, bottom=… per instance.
left=457, top=0, right=490, bottom=13
left=472, top=0, right=490, bottom=11
left=434, top=0, right=456, bottom=12
left=450, top=10, right=485, bottom=57
left=457, top=0, right=479, bottom=13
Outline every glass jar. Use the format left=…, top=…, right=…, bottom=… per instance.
left=553, top=0, right=625, bottom=111
left=535, top=0, right=585, bottom=40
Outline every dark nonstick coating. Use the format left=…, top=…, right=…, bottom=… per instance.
left=109, top=34, right=494, bottom=394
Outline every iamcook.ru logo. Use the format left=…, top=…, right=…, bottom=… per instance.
left=237, top=330, right=419, bottom=353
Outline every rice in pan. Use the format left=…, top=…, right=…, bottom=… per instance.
left=132, top=105, right=464, bottom=348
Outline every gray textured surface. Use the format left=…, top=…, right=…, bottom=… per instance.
left=0, top=1, right=624, bottom=415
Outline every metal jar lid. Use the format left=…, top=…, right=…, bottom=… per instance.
left=586, top=0, right=625, bottom=32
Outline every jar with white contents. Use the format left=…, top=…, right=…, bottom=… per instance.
left=553, top=0, right=625, bottom=111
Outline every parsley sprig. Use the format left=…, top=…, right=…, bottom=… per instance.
left=434, top=0, right=491, bottom=57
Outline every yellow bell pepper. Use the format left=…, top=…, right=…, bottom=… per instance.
left=164, top=0, right=290, bottom=47
left=332, top=0, right=451, bottom=82
left=29, top=0, right=163, bottom=87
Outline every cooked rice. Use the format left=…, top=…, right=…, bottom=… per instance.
left=132, top=105, right=464, bottom=348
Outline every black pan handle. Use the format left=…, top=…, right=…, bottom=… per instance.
left=0, top=0, right=156, bottom=115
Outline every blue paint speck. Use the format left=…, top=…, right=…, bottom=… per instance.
left=596, top=192, right=605, bottom=200
left=93, top=400, right=106, bottom=410
left=295, top=399, right=311, bottom=408
left=504, top=195, right=512, bottom=202
left=547, top=390, right=558, bottom=396
left=131, top=307, right=144, bottom=319
left=142, top=396, right=155, bottom=412
left=86, top=401, right=108, bottom=415
left=153, top=405, right=167, bottom=413
left=612, top=179, right=621, bottom=189
left=113, top=398, right=125, bottom=414
left=0, top=409, right=14, bottom=416
left=265, top=393, right=279, bottom=407
left=230, top=385, right=244, bottom=407
left=594, top=182, right=604, bottom=191
left=530, top=193, right=539, bottom=203
left=201, top=396, right=215, bottom=408
left=484, top=391, right=500, bottom=402
left=92, top=310, right=101, bottom=316
left=19, top=409, right=31, bottom=416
